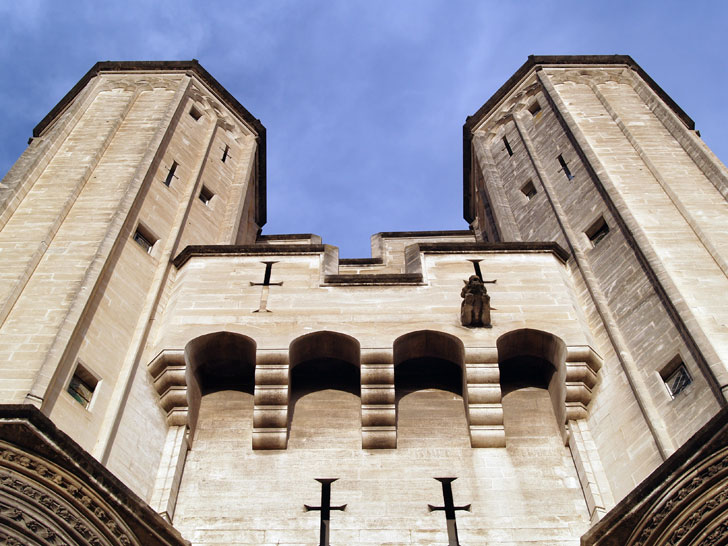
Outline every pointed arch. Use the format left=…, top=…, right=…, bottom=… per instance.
left=393, top=329, right=465, bottom=367
left=393, top=330, right=468, bottom=447
left=184, top=331, right=256, bottom=437
left=289, top=330, right=360, bottom=371
left=497, top=328, right=566, bottom=428
left=287, top=331, right=361, bottom=448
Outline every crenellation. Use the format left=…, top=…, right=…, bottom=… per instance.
left=0, top=56, right=726, bottom=545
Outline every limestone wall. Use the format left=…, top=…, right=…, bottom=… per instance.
left=468, top=65, right=726, bottom=501
left=154, top=249, right=589, bottom=351
left=173, top=386, right=590, bottom=545
left=137, top=242, right=602, bottom=543
left=0, top=66, right=263, bottom=503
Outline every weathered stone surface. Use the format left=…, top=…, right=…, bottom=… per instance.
left=0, top=56, right=726, bottom=545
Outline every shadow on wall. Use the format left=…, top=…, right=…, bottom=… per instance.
left=287, top=331, right=361, bottom=446
left=497, top=328, right=567, bottom=436
left=184, top=331, right=256, bottom=438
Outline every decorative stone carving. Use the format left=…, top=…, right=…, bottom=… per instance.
left=187, top=84, right=255, bottom=141
left=473, top=79, right=542, bottom=137
left=96, top=74, right=184, bottom=93
left=630, top=447, right=728, bottom=546
left=0, top=408, right=188, bottom=546
left=582, top=408, right=728, bottom=546
left=460, top=275, right=492, bottom=327
left=546, top=67, right=634, bottom=87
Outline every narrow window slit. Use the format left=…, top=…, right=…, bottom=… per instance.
left=163, top=161, right=178, bottom=186
left=585, top=216, right=609, bottom=247
left=660, top=357, right=693, bottom=398
left=67, top=363, right=98, bottom=409
left=133, top=224, right=157, bottom=254
left=222, top=144, right=230, bottom=163
left=199, top=185, right=214, bottom=205
left=189, top=106, right=202, bottom=121
left=521, top=180, right=537, bottom=200
left=502, top=136, right=513, bottom=156
left=558, top=154, right=574, bottom=180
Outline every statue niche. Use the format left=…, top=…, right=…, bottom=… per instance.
left=461, top=275, right=492, bottom=328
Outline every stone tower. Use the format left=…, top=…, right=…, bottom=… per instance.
left=465, top=53, right=728, bottom=475
left=0, top=60, right=264, bottom=490
left=0, top=56, right=726, bottom=545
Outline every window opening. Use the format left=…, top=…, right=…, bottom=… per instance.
left=502, top=136, right=513, bottom=157
left=67, top=363, right=98, bottom=409
left=199, top=185, right=214, bottom=205
left=221, top=144, right=230, bottom=163
left=189, top=106, right=202, bottom=121
left=521, top=180, right=537, bottom=200
left=660, top=358, right=692, bottom=398
left=585, top=216, right=609, bottom=247
left=163, top=161, right=178, bottom=186
left=558, top=154, right=574, bottom=180
left=528, top=101, right=542, bottom=117
left=133, top=224, right=157, bottom=254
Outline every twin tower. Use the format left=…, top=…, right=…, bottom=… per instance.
left=0, top=56, right=727, bottom=545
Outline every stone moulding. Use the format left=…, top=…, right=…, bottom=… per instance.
left=565, top=346, right=602, bottom=422
left=581, top=407, right=728, bottom=545
left=171, top=243, right=326, bottom=268
left=0, top=405, right=188, bottom=546
left=323, top=273, right=423, bottom=285
left=148, top=350, right=188, bottom=428
left=147, top=337, right=602, bottom=450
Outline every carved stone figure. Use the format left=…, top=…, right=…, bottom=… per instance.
left=460, top=275, right=491, bottom=327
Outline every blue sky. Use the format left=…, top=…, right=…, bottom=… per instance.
left=1, top=1, right=726, bottom=257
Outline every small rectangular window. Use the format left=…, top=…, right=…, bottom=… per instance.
left=521, top=180, right=537, bottom=200
left=660, top=357, right=692, bottom=399
left=221, top=144, right=230, bottom=163
left=67, top=363, right=98, bottom=409
left=558, top=154, right=574, bottom=180
left=503, top=136, right=513, bottom=157
left=163, top=161, right=178, bottom=187
left=585, top=216, right=610, bottom=247
left=189, top=106, right=202, bottom=121
left=528, top=101, right=542, bottom=116
left=199, top=185, right=214, bottom=205
left=133, top=224, right=157, bottom=254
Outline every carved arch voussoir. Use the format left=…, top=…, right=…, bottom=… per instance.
left=0, top=441, right=138, bottom=546
left=628, top=446, right=728, bottom=546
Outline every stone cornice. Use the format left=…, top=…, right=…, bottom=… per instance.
left=172, top=243, right=327, bottom=268
left=415, top=241, right=570, bottom=263
left=172, top=241, right=570, bottom=273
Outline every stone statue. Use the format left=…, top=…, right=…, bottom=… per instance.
left=461, top=275, right=491, bottom=327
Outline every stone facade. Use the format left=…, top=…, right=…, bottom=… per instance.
left=0, top=57, right=726, bottom=545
